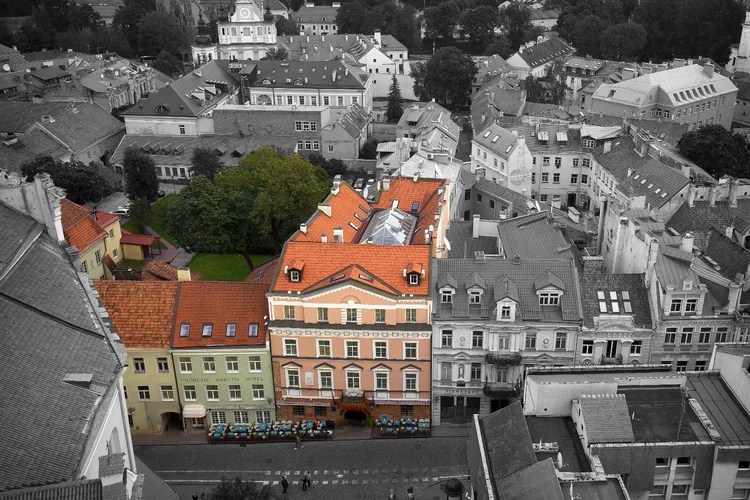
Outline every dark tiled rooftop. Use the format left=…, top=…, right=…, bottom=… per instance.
left=445, top=220, right=498, bottom=258
left=687, top=372, right=750, bottom=446
left=579, top=273, right=652, bottom=329
left=617, top=387, right=705, bottom=443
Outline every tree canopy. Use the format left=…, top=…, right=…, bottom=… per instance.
left=199, top=476, right=273, bottom=500
left=485, top=35, right=513, bottom=58
left=275, top=16, right=298, bottom=36
left=263, top=46, right=289, bottom=60
left=152, top=50, right=182, bottom=77
left=411, top=47, right=477, bottom=106
left=677, top=125, right=750, bottom=179
left=20, top=157, right=109, bottom=204
left=4, top=0, right=104, bottom=51
left=459, top=6, right=498, bottom=47
left=191, top=147, right=224, bottom=181
left=335, top=0, right=421, bottom=52
left=137, top=11, right=182, bottom=57
left=112, top=0, right=155, bottom=54
left=523, top=75, right=567, bottom=105
left=425, top=1, right=460, bottom=40
left=123, top=148, right=160, bottom=201
left=498, top=4, right=543, bottom=52
left=386, top=75, right=404, bottom=123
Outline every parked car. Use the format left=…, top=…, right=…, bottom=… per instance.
left=112, top=207, right=131, bottom=217
left=121, top=201, right=134, bottom=209
left=353, top=178, right=365, bottom=190
left=157, top=189, right=166, bottom=198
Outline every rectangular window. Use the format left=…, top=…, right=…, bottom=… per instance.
left=156, top=357, right=169, bottom=373
left=299, top=95, right=305, bottom=105
left=404, top=372, right=417, bottom=391
left=202, top=324, right=213, bottom=337
left=554, top=157, right=561, bottom=168
left=287, top=369, right=300, bottom=387
left=318, top=339, right=331, bottom=357
left=717, top=328, right=730, bottom=342
left=226, top=323, right=236, bottom=337
left=681, top=330, right=693, bottom=344
left=699, top=328, right=711, bottom=344
left=252, top=384, right=264, bottom=400
left=442, top=330, right=453, bottom=347
left=525, top=333, right=537, bottom=349
left=248, top=323, right=258, bottom=337
left=539, top=292, right=560, bottom=305
left=686, top=298, right=698, bottom=313
left=375, top=309, right=386, bottom=323
left=405, top=308, right=417, bottom=323
left=206, top=385, right=219, bottom=400
left=179, top=357, right=192, bottom=373
left=441, top=291, right=453, bottom=303
left=401, top=405, right=414, bottom=417
left=346, top=308, right=357, bottom=323
left=404, top=342, right=417, bottom=360
left=464, top=189, right=471, bottom=201
left=531, top=173, right=536, bottom=183
left=441, top=362, right=452, bottom=380
left=137, top=385, right=151, bottom=401
left=665, top=331, right=676, bottom=344
left=295, top=121, right=302, bottom=131
left=670, top=299, right=682, bottom=313
left=337, top=96, right=344, bottom=106
left=184, top=385, right=197, bottom=401
left=292, top=405, right=305, bottom=417
left=346, top=340, right=359, bottom=358
left=211, top=411, right=227, bottom=425
left=287, top=95, right=294, bottom=105
left=317, top=307, right=328, bottom=322
left=203, top=356, right=216, bottom=373
left=226, top=356, right=239, bottom=372
left=248, top=355, right=261, bottom=371
left=472, top=331, right=483, bottom=349
left=676, top=360, right=688, bottom=372
left=133, top=357, right=146, bottom=373
left=95, top=250, right=101, bottom=265
left=323, top=96, right=330, bottom=105
left=543, top=157, right=550, bottom=166
left=695, top=360, right=707, bottom=371
left=470, top=363, right=481, bottom=380
left=311, top=96, right=317, bottom=106
left=469, top=291, right=481, bottom=304
left=234, top=411, right=249, bottom=424
left=553, top=173, right=560, bottom=184
left=229, top=385, right=242, bottom=400
left=347, top=371, right=360, bottom=389
left=180, top=323, right=190, bottom=337
left=284, top=305, right=295, bottom=319
left=375, top=372, right=388, bottom=390
left=284, top=339, right=298, bottom=356
left=315, top=406, right=326, bottom=418
left=319, top=371, right=333, bottom=389
left=573, top=158, right=579, bottom=167
left=555, top=332, right=567, bottom=350
left=581, top=174, right=588, bottom=183
left=541, top=172, right=549, bottom=183
left=571, top=174, right=578, bottom=184
left=582, top=340, right=594, bottom=355
left=374, top=341, right=388, bottom=358
left=179, top=125, right=186, bottom=135
left=497, top=368, right=508, bottom=383
left=631, top=341, right=642, bottom=354
left=500, top=304, right=511, bottom=319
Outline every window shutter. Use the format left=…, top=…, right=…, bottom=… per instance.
left=341, top=308, right=347, bottom=324
left=357, top=309, right=362, bottom=325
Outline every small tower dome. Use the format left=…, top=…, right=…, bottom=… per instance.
left=264, top=5, right=275, bottom=22
left=194, top=13, right=212, bottom=46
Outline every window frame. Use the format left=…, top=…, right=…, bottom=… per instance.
left=202, top=356, right=216, bottom=373
left=374, top=340, right=388, bottom=359
left=472, top=331, right=484, bottom=349
left=404, top=342, right=417, bottom=360
left=226, top=356, right=239, bottom=373
left=137, top=385, right=151, bottom=401
left=229, top=384, right=242, bottom=401
left=183, top=385, right=197, bottom=401
left=317, top=339, right=332, bottom=357
left=206, top=385, right=220, bottom=401
left=179, top=357, right=192, bottom=373
left=405, top=308, right=417, bottom=323
left=248, top=355, right=262, bottom=372
left=284, top=338, right=298, bottom=356
left=346, top=340, right=360, bottom=358
left=252, top=384, right=265, bottom=400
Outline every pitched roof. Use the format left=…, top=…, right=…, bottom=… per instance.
left=293, top=181, right=370, bottom=244
left=141, top=260, right=202, bottom=282
left=246, top=256, right=279, bottom=284
left=272, top=241, right=431, bottom=296
left=445, top=220, right=499, bottom=258
left=241, top=60, right=369, bottom=90
left=30, top=66, right=71, bottom=81
left=120, top=229, right=160, bottom=247
left=579, top=394, right=635, bottom=444
left=497, top=213, right=576, bottom=261
left=579, top=273, right=653, bottom=329
left=121, top=60, right=239, bottom=118
left=94, top=281, right=178, bottom=349
left=372, top=177, right=445, bottom=240
left=472, top=177, right=536, bottom=216
left=292, top=4, right=339, bottom=22
left=480, top=402, right=537, bottom=479
left=686, top=372, right=750, bottom=446
left=434, top=257, right=580, bottom=321
left=0, top=204, right=122, bottom=492
left=60, top=199, right=118, bottom=254
left=471, top=84, right=526, bottom=134
left=0, top=478, right=103, bottom=500
left=587, top=115, right=689, bottom=148
left=512, top=37, right=573, bottom=69
left=172, top=282, right=270, bottom=348
left=0, top=101, right=70, bottom=134
left=0, top=129, right=70, bottom=173
left=473, top=123, right=518, bottom=158
left=33, top=103, right=124, bottom=153
left=496, top=459, right=564, bottom=500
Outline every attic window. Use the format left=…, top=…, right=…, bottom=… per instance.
left=409, top=274, right=420, bottom=285
left=661, top=192, right=667, bottom=198
left=611, top=301, right=620, bottom=313
left=483, top=130, right=491, bottom=138
left=491, top=135, right=499, bottom=143
left=655, top=188, right=661, bottom=194
left=290, top=270, right=301, bottom=282
left=249, top=323, right=259, bottom=337
left=599, top=301, right=607, bottom=313
left=623, top=299, right=632, bottom=313
left=597, top=291, right=605, bottom=300
left=180, top=323, right=190, bottom=337
left=226, top=323, right=236, bottom=337
left=469, top=290, right=482, bottom=304
left=358, top=274, right=373, bottom=282
left=411, top=201, right=419, bottom=212
left=202, top=324, right=213, bottom=337
left=538, top=292, right=560, bottom=305
left=155, top=105, right=169, bottom=113
left=622, top=291, right=630, bottom=300
left=441, top=290, right=453, bottom=303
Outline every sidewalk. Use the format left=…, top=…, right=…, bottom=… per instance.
left=430, top=425, right=470, bottom=438
left=145, top=225, right=180, bottom=264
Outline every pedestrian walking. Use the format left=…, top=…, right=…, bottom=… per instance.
left=295, top=434, right=303, bottom=449
left=388, top=487, right=396, bottom=499
left=407, top=486, right=414, bottom=500
left=302, top=471, right=311, bottom=491
left=192, top=494, right=199, bottom=500
left=281, top=475, right=289, bottom=494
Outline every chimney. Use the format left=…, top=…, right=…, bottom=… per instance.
left=424, top=229, right=430, bottom=244
left=730, top=177, right=739, bottom=207
left=333, top=227, right=344, bottom=243
left=726, top=225, right=734, bottom=238
left=322, top=35, right=325, bottom=42
left=603, top=141, right=612, bottom=154
left=383, top=177, right=391, bottom=191
left=317, top=203, right=332, bottom=217
left=177, top=267, right=192, bottom=281
left=321, top=233, right=328, bottom=243
left=582, top=255, right=604, bottom=273
left=332, top=70, right=337, bottom=81
left=645, top=238, right=659, bottom=286
left=474, top=167, right=486, bottom=181
left=472, top=214, right=480, bottom=239
left=306, top=35, right=310, bottom=42
left=300, top=223, right=308, bottom=234
left=703, top=62, right=714, bottom=78
left=345, top=34, right=349, bottom=42
left=728, top=281, right=741, bottom=314
left=687, top=184, right=697, bottom=207
left=709, top=185, right=718, bottom=207
left=681, top=232, right=694, bottom=253
left=474, top=251, right=485, bottom=263
left=345, top=68, right=349, bottom=77
left=330, top=43, right=333, bottom=52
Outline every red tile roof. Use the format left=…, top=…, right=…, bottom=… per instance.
left=246, top=256, right=279, bottom=284
left=142, top=260, right=202, bottom=281
left=172, top=282, right=270, bottom=348
left=120, top=229, right=160, bottom=246
left=94, top=281, right=178, bottom=349
left=271, top=242, right=430, bottom=296
left=293, top=181, right=370, bottom=243
left=60, top=198, right=120, bottom=254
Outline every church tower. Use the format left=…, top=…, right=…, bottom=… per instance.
left=192, top=12, right=218, bottom=68
left=217, top=0, right=278, bottom=61
left=727, top=11, right=750, bottom=74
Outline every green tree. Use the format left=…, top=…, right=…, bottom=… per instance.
left=425, top=1, right=460, bottom=40
left=220, top=147, right=330, bottom=253
left=199, top=476, right=273, bottom=500
left=600, top=21, right=647, bottom=61
left=360, top=139, right=379, bottom=159
left=191, top=147, right=224, bottom=181
left=20, top=157, right=107, bottom=204
left=459, top=6, right=498, bottom=48
left=123, top=148, right=160, bottom=201
left=570, top=14, right=606, bottom=58
left=130, top=199, right=153, bottom=233
left=137, top=11, right=182, bottom=57
left=386, top=75, right=404, bottom=123
left=677, top=125, right=750, bottom=179
left=336, top=0, right=370, bottom=34
left=113, top=0, right=155, bottom=53
left=263, top=46, right=288, bottom=60
left=152, top=50, right=182, bottom=77
left=275, top=16, right=298, bottom=36
left=498, top=3, right=534, bottom=50
left=523, top=75, right=566, bottom=104
left=485, top=35, right=513, bottom=57
left=411, top=47, right=477, bottom=106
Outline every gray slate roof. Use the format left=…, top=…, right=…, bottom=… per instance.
left=0, top=101, right=70, bottom=134
left=0, top=204, right=123, bottom=492
left=496, top=459, right=564, bottom=500
left=579, top=394, right=634, bottom=444
left=445, top=220, right=499, bottom=258
left=579, top=273, right=653, bottom=329
left=497, top=213, right=576, bottom=261
left=434, top=256, right=581, bottom=322
left=33, top=103, right=124, bottom=153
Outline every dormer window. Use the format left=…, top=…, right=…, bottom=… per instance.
left=285, top=259, right=305, bottom=282
left=500, top=304, right=511, bottom=319
left=290, top=270, right=300, bottom=282
left=409, top=274, right=419, bottom=285
left=469, top=291, right=482, bottom=304
left=539, top=292, right=560, bottom=305
left=441, top=290, right=453, bottom=303
left=405, top=262, right=424, bottom=286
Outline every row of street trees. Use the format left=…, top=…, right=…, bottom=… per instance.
left=335, top=0, right=422, bottom=52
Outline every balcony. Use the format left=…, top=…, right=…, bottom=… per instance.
left=485, top=352, right=522, bottom=367
left=341, top=390, right=366, bottom=404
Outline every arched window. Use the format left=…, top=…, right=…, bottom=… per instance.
left=108, top=427, right=122, bottom=454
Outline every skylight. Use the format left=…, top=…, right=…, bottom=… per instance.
left=483, top=130, right=491, bottom=138
left=609, top=291, right=617, bottom=300
left=611, top=301, right=620, bottom=313
left=599, top=301, right=607, bottom=312
left=597, top=291, right=605, bottom=300
left=673, top=93, right=680, bottom=102
left=655, top=188, right=661, bottom=194
left=492, top=135, right=499, bottom=143
left=622, top=291, right=630, bottom=300
left=623, top=301, right=632, bottom=313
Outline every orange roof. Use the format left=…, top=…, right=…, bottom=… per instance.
left=60, top=198, right=119, bottom=254
left=303, top=263, right=401, bottom=295
left=373, top=177, right=446, bottom=245
left=142, top=260, right=202, bottom=281
left=172, top=282, right=270, bottom=348
left=120, top=229, right=160, bottom=246
left=246, top=256, right=280, bottom=284
left=94, top=281, right=178, bottom=349
left=272, top=242, right=430, bottom=296
left=293, top=182, right=370, bottom=243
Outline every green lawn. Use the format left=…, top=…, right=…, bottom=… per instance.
left=187, top=254, right=273, bottom=282
left=149, top=195, right=180, bottom=247
left=117, top=259, right=144, bottom=270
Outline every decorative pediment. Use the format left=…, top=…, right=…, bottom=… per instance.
left=592, top=317, right=636, bottom=332
left=314, top=362, right=335, bottom=370
left=281, top=361, right=302, bottom=368
left=343, top=363, right=363, bottom=371
left=370, top=363, right=391, bottom=371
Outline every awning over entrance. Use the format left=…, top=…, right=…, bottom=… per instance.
left=182, top=404, right=207, bottom=418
